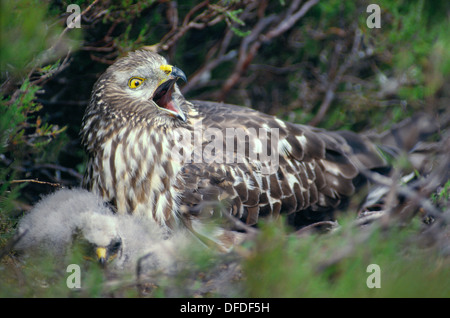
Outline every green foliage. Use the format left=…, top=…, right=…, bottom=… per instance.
left=375, top=0, right=450, bottom=99
left=2, top=215, right=448, bottom=298
left=0, top=0, right=72, bottom=257
left=272, top=0, right=449, bottom=130
left=222, top=8, right=251, bottom=37
left=0, top=78, right=67, bottom=254
left=242, top=218, right=450, bottom=297
left=0, top=80, right=40, bottom=218
left=0, top=78, right=67, bottom=166
left=0, top=249, right=108, bottom=298
left=431, top=180, right=450, bottom=211
left=0, top=0, right=79, bottom=78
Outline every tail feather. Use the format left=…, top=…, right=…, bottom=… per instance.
left=356, top=113, right=449, bottom=217
left=364, top=113, right=441, bottom=158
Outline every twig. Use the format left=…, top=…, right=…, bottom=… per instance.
left=181, top=50, right=237, bottom=94
left=352, top=140, right=449, bottom=220
left=309, top=27, right=362, bottom=126
left=24, top=0, right=99, bottom=86
left=262, top=0, right=319, bottom=41
left=218, top=0, right=320, bottom=100
left=220, top=208, right=259, bottom=237
left=31, top=50, right=72, bottom=86
left=136, top=252, right=157, bottom=297
left=0, top=230, right=28, bottom=261
left=34, top=163, right=83, bottom=181
left=55, top=0, right=99, bottom=47
left=160, top=2, right=225, bottom=51
left=8, top=179, right=62, bottom=187
left=218, top=15, right=277, bottom=100
left=295, top=220, right=339, bottom=237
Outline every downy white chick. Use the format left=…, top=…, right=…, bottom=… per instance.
left=15, top=188, right=190, bottom=274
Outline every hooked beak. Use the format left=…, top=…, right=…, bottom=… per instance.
left=168, top=65, right=187, bottom=83
left=153, top=65, right=187, bottom=122
left=96, top=247, right=107, bottom=267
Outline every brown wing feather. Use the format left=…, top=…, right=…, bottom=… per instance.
left=178, top=101, right=387, bottom=229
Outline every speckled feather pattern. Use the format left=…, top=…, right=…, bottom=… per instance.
left=81, top=50, right=387, bottom=230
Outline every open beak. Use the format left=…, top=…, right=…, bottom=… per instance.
left=152, top=65, right=187, bottom=122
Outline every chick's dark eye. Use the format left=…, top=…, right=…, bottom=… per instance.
left=109, top=238, right=122, bottom=253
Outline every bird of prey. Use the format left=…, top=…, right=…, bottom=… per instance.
left=15, top=188, right=186, bottom=272
left=80, top=49, right=429, bottom=239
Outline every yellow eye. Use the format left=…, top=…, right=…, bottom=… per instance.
left=128, top=77, right=145, bottom=89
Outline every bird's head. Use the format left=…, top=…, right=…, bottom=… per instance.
left=79, top=213, right=123, bottom=267
left=93, top=237, right=123, bottom=268
left=91, top=50, right=188, bottom=125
